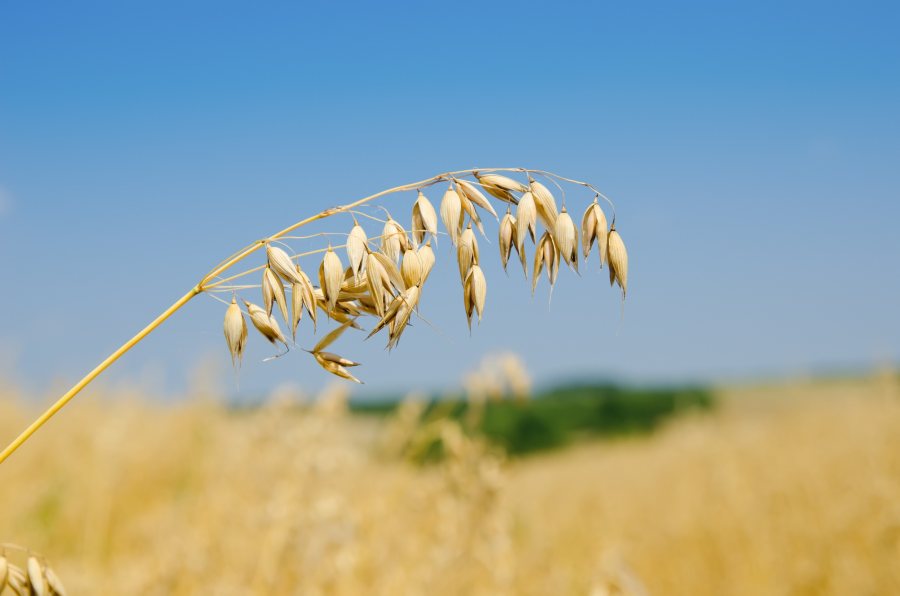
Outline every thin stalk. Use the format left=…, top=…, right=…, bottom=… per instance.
left=0, top=286, right=201, bottom=464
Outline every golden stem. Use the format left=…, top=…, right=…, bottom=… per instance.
left=0, top=286, right=201, bottom=464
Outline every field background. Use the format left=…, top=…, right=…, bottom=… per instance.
left=2, top=370, right=898, bottom=595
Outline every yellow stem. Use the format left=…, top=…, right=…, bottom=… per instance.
left=0, top=286, right=201, bottom=464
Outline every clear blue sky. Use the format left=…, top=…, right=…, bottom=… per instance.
left=1, top=1, right=898, bottom=399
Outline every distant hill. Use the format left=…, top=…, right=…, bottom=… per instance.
left=352, top=382, right=714, bottom=455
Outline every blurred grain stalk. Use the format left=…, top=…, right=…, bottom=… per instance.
left=0, top=369, right=898, bottom=594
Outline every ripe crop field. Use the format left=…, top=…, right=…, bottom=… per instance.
left=1, top=373, right=898, bottom=595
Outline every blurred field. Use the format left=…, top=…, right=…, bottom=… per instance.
left=1, top=371, right=899, bottom=595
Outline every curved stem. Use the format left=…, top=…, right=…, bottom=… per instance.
left=0, top=167, right=612, bottom=465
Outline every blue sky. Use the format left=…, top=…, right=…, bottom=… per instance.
left=1, top=1, right=899, bottom=399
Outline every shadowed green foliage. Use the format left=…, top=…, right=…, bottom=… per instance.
left=352, top=382, right=714, bottom=456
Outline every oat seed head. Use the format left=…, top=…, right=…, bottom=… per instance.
left=262, top=266, right=289, bottom=325
left=416, top=240, right=436, bottom=282
left=266, top=244, right=304, bottom=285
left=440, top=185, right=463, bottom=246
left=456, top=178, right=498, bottom=220
left=607, top=227, right=628, bottom=298
left=27, top=556, right=46, bottom=596
left=346, top=223, right=368, bottom=279
left=529, top=178, right=559, bottom=229
left=412, top=190, right=438, bottom=245
left=244, top=299, right=288, bottom=348
left=320, top=246, right=344, bottom=313
left=515, top=191, right=537, bottom=255
left=554, top=207, right=579, bottom=272
left=401, top=247, right=423, bottom=288
left=223, top=297, right=248, bottom=368
left=474, top=171, right=526, bottom=202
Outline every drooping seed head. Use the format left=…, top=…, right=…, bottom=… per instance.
left=365, top=251, right=390, bottom=317
left=294, top=265, right=317, bottom=331
left=262, top=266, right=289, bottom=324
left=401, top=247, right=423, bottom=288
left=388, top=285, right=421, bottom=349
left=319, top=246, right=344, bottom=314
left=516, top=191, right=537, bottom=254
left=607, top=227, right=628, bottom=298
left=244, top=299, right=288, bottom=347
left=224, top=297, right=248, bottom=367
left=581, top=199, right=609, bottom=267
left=45, top=567, right=66, bottom=596
left=457, top=224, right=479, bottom=282
left=554, top=207, right=579, bottom=272
left=266, top=244, right=304, bottom=285
left=417, top=240, right=436, bottom=282
left=529, top=178, right=559, bottom=229
left=455, top=178, right=498, bottom=220
left=532, top=231, right=559, bottom=294
left=458, top=192, right=486, bottom=236
left=440, top=185, right=463, bottom=245
left=6, top=563, right=28, bottom=595
left=412, top=190, right=438, bottom=245
left=314, top=354, right=363, bottom=383
left=380, top=216, right=408, bottom=262
left=463, top=264, right=487, bottom=329
left=346, top=222, right=368, bottom=279
left=474, top=171, right=526, bottom=203
left=498, top=210, right=516, bottom=271
left=0, top=555, right=8, bottom=591
left=27, top=557, right=46, bottom=596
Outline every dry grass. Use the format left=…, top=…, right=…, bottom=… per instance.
left=1, top=372, right=899, bottom=594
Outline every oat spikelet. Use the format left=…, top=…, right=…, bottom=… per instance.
left=266, top=244, right=303, bottom=284
left=532, top=231, right=559, bottom=294
left=516, top=191, right=537, bottom=254
left=365, top=251, right=390, bottom=317
left=27, top=557, right=46, bottom=596
left=223, top=297, right=248, bottom=367
left=529, top=178, right=559, bottom=229
left=244, top=300, right=288, bottom=347
left=319, top=246, right=344, bottom=314
left=457, top=224, right=479, bottom=282
left=7, top=563, right=27, bottom=595
left=498, top=210, right=517, bottom=272
left=346, top=222, right=368, bottom=279
left=412, top=191, right=438, bottom=245
left=463, top=264, right=487, bottom=329
left=381, top=216, right=408, bottom=262
left=262, top=266, right=289, bottom=324
left=607, top=226, right=628, bottom=297
left=387, top=285, right=420, bottom=349
left=440, top=185, right=462, bottom=245
left=373, top=251, right=405, bottom=293
left=294, top=265, right=317, bottom=332
left=45, top=567, right=66, bottom=596
left=0, top=555, right=8, bottom=591
left=417, top=240, right=435, bottom=283
left=458, top=192, right=486, bottom=236
left=474, top=171, right=525, bottom=203
left=314, top=353, right=363, bottom=383
left=554, top=207, right=579, bottom=272
left=456, top=178, right=498, bottom=220
left=581, top=198, right=609, bottom=267
left=367, top=285, right=420, bottom=347
left=401, top=247, right=423, bottom=288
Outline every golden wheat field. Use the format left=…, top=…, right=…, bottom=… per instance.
left=1, top=371, right=899, bottom=595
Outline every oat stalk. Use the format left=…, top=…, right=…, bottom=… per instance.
left=0, top=167, right=623, bottom=465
